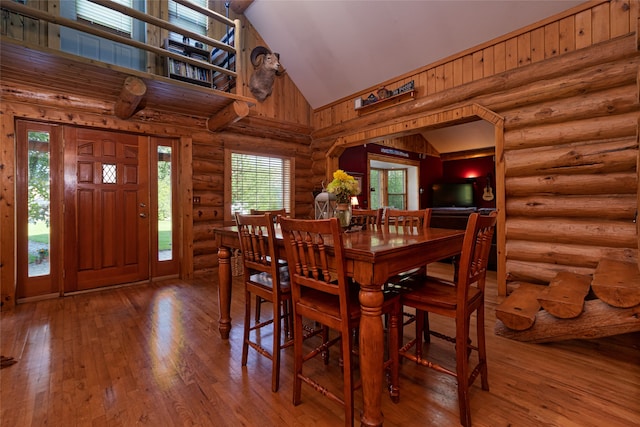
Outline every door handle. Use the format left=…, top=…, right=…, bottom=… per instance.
left=139, top=213, right=147, bottom=218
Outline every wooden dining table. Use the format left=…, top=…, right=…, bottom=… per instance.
left=214, top=224, right=465, bottom=426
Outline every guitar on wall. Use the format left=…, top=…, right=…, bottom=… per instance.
left=483, top=173, right=495, bottom=202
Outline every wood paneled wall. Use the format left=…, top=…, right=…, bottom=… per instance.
left=310, top=0, right=640, bottom=295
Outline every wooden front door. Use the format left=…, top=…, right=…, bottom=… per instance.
left=63, top=127, right=149, bottom=292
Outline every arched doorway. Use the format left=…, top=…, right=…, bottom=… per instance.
left=325, top=103, right=506, bottom=293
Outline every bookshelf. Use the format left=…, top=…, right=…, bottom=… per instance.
left=163, top=38, right=212, bottom=88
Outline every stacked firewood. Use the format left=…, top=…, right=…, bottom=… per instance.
left=494, top=258, right=640, bottom=343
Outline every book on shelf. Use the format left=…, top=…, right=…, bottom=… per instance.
left=164, top=38, right=212, bottom=86
left=167, top=46, right=185, bottom=55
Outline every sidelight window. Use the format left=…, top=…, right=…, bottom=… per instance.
left=157, top=145, right=173, bottom=261
left=27, top=130, right=51, bottom=277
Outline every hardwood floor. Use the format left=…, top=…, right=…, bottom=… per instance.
left=2, top=263, right=639, bottom=426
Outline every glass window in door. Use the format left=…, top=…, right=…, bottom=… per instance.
left=157, top=145, right=173, bottom=262
left=27, top=130, right=51, bottom=277
left=17, top=120, right=61, bottom=299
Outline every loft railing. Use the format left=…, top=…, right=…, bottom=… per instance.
left=0, top=0, right=243, bottom=93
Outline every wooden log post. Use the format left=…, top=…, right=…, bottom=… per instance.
left=114, top=76, right=146, bottom=119
left=537, top=272, right=591, bottom=319
left=592, top=258, right=640, bottom=308
left=206, top=100, right=250, bottom=132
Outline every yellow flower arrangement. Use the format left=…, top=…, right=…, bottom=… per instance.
left=326, top=169, right=360, bottom=204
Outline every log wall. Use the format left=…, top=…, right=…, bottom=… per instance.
left=310, top=0, right=640, bottom=295
left=2, top=0, right=639, bottom=304
left=189, top=131, right=312, bottom=273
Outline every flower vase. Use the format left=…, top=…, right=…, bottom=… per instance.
left=335, top=203, right=352, bottom=229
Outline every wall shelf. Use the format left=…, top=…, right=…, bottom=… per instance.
left=355, top=90, right=415, bottom=115
left=164, top=38, right=212, bottom=88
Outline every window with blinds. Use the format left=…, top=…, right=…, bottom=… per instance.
left=76, top=0, right=133, bottom=36
left=370, top=168, right=407, bottom=209
left=230, top=152, right=292, bottom=215
left=168, top=0, right=208, bottom=41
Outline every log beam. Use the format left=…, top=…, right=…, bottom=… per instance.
left=114, top=76, right=146, bottom=119
left=506, top=218, right=638, bottom=248
left=207, top=101, right=250, bottom=132
left=495, top=299, right=640, bottom=343
left=506, top=240, right=637, bottom=270
left=506, top=194, right=636, bottom=220
left=505, top=172, right=637, bottom=197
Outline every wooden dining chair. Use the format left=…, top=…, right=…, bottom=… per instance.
left=248, top=208, right=287, bottom=322
left=384, top=208, right=432, bottom=283
left=279, top=217, right=400, bottom=427
left=390, top=212, right=497, bottom=427
left=383, top=208, right=431, bottom=234
left=384, top=209, right=433, bottom=332
left=249, top=208, right=287, bottom=218
left=350, top=207, right=382, bottom=230
left=235, top=212, right=292, bottom=392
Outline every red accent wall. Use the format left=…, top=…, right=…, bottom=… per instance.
left=441, top=156, right=495, bottom=209
left=339, top=144, right=495, bottom=209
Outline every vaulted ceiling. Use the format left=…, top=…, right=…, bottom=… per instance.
left=243, top=0, right=585, bottom=109
left=240, top=0, right=585, bottom=153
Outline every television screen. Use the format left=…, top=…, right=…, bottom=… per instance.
left=431, top=182, right=475, bottom=208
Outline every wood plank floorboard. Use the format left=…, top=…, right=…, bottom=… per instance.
left=1, top=264, right=639, bottom=426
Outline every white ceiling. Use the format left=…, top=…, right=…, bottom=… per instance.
left=421, top=120, right=494, bottom=153
left=244, top=0, right=585, bottom=153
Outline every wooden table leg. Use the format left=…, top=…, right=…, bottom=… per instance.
left=358, top=284, right=385, bottom=427
left=217, top=245, right=232, bottom=339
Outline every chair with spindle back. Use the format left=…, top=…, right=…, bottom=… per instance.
left=384, top=208, right=432, bottom=281
left=235, top=212, right=292, bottom=392
left=350, top=208, right=382, bottom=231
left=249, top=208, right=288, bottom=324
left=383, top=209, right=433, bottom=333
left=279, top=217, right=400, bottom=427
left=249, top=208, right=287, bottom=218
left=390, top=212, right=497, bottom=427
left=383, top=208, right=431, bottom=234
